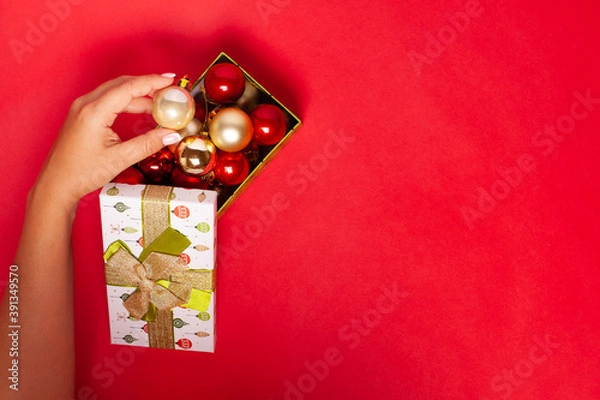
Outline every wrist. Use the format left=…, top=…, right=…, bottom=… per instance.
left=28, top=175, right=79, bottom=219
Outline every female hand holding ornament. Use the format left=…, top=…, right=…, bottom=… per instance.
left=0, top=73, right=183, bottom=400
left=37, top=74, right=184, bottom=206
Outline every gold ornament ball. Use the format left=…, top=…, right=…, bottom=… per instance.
left=152, top=86, right=195, bottom=130
left=168, top=118, right=206, bottom=152
left=175, top=135, right=217, bottom=176
left=209, top=107, right=253, bottom=152
left=178, top=118, right=204, bottom=138
left=234, top=81, right=261, bottom=112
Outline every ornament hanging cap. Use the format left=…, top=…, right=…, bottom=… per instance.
left=178, top=74, right=191, bottom=90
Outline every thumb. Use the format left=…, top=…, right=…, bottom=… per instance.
left=114, top=128, right=181, bottom=170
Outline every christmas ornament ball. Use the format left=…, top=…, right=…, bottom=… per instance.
left=175, top=135, right=217, bottom=176
left=209, top=107, right=253, bottom=152
left=204, top=63, right=245, bottom=104
left=138, top=148, right=175, bottom=184
left=235, top=80, right=261, bottom=112
left=152, top=86, right=195, bottom=130
left=178, top=118, right=204, bottom=138
left=214, top=151, right=250, bottom=186
left=170, top=168, right=210, bottom=189
left=250, top=104, right=287, bottom=146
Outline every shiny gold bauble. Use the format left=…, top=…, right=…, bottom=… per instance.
left=167, top=118, right=206, bottom=152
left=234, top=81, right=261, bottom=112
left=152, top=86, right=195, bottom=130
left=208, top=107, right=253, bottom=152
left=174, top=135, right=217, bottom=176
left=178, top=118, right=204, bottom=138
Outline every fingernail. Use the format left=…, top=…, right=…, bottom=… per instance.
left=161, top=73, right=177, bottom=78
left=162, top=132, right=181, bottom=146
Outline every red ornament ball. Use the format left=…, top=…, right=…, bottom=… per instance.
left=204, top=63, right=245, bottom=104
left=137, top=147, right=175, bottom=184
left=250, top=104, right=287, bottom=146
left=112, top=166, right=145, bottom=184
left=170, top=167, right=210, bottom=189
left=214, top=151, right=250, bottom=186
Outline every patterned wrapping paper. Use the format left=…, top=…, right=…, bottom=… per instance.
left=99, top=183, right=217, bottom=353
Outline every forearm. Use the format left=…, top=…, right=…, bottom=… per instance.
left=0, top=179, right=78, bottom=399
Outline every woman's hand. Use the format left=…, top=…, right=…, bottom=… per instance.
left=35, top=73, right=182, bottom=210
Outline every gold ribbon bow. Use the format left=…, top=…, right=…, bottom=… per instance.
left=104, top=240, right=214, bottom=320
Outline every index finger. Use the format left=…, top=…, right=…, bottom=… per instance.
left=77, top=75, right=134, bottom=104
left=91, top=74, right=175, bottom=126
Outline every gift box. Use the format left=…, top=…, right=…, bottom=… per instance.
left=100, top=184, right=217, bottom=352
left=191, top=52, right=302, bottom=217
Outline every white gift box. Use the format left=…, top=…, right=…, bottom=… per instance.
left=99, top=183, right=217, bottom=353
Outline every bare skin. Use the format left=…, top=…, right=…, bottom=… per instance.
left=0, top=74, right=182, bottom=399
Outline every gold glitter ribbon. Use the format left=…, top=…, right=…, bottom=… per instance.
left=104, top=185, right=214, bottom=349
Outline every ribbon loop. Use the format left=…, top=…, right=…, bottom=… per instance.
left=124, top=291, right=151, bottom=320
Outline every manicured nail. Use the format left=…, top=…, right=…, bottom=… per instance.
left=161, top=73, right=177, bottom=78
left=162, top=132, right=181, bottom=146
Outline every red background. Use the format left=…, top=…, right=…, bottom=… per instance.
left=1, top=0, right=599, bottom=399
